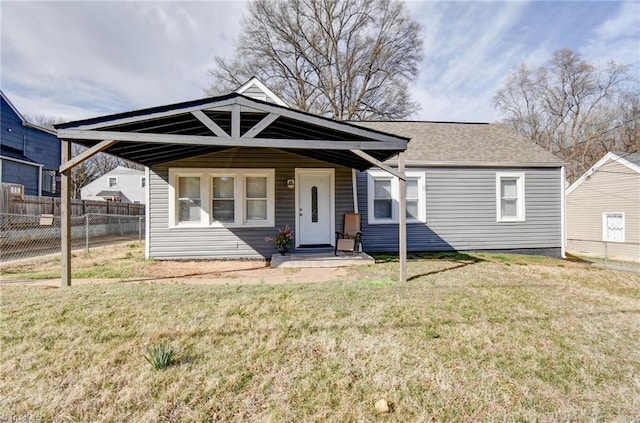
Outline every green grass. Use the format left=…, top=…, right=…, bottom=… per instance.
left=1, top=252, right=639, bottom=421
left=0, top=243, right=155, bottom=280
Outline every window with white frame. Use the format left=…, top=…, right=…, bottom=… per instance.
left=373, top=177, right=393, bottom=220
left=140, top=177, right=146, bottom=188
left=177, top=176, right=202, bottom=224
left=169, top=168, right=274, bottom=227
left=245, top=176, right=268, bottom=222
left=212, top=176, right=235, bottom=222
left=603, top=213, right=625, bottom=242
left=108, top=176, right=118, bottom=188
left=496, top=172, right=525, bottom=222
left=367, top=170, right=425, bottom=224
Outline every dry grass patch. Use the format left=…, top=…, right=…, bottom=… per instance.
left=1, top=251, right=639, bottom=421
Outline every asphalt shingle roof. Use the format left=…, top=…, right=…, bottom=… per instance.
left=352, top=121, right=564, bottom=166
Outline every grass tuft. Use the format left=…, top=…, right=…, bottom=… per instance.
left=145, top=342, right=177, bottom=370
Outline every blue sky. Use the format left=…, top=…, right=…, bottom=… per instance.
left=1, top=1, right=638, bottom=123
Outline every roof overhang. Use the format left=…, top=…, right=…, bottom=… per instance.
left=55, top=94, right=409, bottom=170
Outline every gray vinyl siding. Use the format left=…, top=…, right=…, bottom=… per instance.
left=358, top=167, right=562, bottom=252
left=567, top=160, right=640, bottom=262
left=148, top=148, right=354, bottom=259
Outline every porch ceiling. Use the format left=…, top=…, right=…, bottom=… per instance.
left=55, top=94, right=409, bottom=169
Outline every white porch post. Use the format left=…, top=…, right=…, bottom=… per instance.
left=61, top=139, right=72, bottom=287
left=398, top=152, right=407, bottom=282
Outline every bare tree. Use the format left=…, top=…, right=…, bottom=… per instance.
left=29, top=114, right=144, bottom=198
left=493, top=49, right=639, bottom=182
left=208, top=0, right=423, bottom=120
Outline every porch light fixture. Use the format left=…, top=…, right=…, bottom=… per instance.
left=287, top=179, right=295, bottom=189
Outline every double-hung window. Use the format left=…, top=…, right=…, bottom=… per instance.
left=373, top=177, right=393, bottom=220
left=245, top=176, right=268, bottom=222
left=108, top=176, right=118, bottom=188
left=367, top=170, right=425, bottom=224
left=496, top=172, right=525, bottom=222
left=212, top=176, right=235, bottom=223
left=177, top=175, right=202, bottom=224
left=602, top=213, right=625, bottom=242
left=170, top=168, right=274, bottom=227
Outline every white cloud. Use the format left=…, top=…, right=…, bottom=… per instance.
left=584, top=2, right=640, bottom=71
left=1, top=1, right=247, bottom=121
left=409, top=1, right=530, bottom=121
left=2, top=0, right=637, bottom=125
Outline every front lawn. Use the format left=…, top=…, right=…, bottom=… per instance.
left=1, top=251, right=638, bottom=421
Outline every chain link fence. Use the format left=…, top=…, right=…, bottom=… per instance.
left=567, top=238, right=640, bottom=273
left=0, top=213, right=145, bottom=262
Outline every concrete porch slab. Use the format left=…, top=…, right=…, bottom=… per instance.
left=270, top=252, right=375, bottom=268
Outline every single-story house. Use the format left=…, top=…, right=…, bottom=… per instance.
left=55, top=80, right=565, bottom=284
left=81, top=165, right=146, bottom=203
left=566, top=152, right=640, bottom=262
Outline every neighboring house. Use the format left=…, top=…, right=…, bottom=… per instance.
left=1, top=90, right=60, bottom=196
left=566, top=152, right=640, bottom=262
left=56, top=81, right=565, bottom=260
left=81, top=166, right=146, bottom=204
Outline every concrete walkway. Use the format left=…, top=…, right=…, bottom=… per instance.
left=270, top=252, right=375, bottom=268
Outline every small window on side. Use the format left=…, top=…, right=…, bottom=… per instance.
left=496, top=173, right=525, bottom=222
left=603, top=213, right=625, bottom=243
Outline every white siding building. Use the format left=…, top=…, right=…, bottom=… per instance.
left=81, top=166, right=147, bottom=204
left=566, top=152, right=640, bottom=262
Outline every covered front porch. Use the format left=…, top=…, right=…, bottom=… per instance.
left=55, top=93, right=409, bottom=285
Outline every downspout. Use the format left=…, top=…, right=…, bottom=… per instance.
left=37, top=164, right=43, bottom=196
left=561, top=166, right=566, bottom=258
left=145, top=166, right=150, bottom=259
left=352, top=169, right=359, bottom=213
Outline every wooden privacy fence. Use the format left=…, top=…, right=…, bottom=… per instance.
left=0, top=186, right=145, bottom=217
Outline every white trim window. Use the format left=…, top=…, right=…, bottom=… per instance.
left=108, top=176, right=118, bottom=188
left=140, top=176, right=146, bottom=188
left=367, top=170, right=425, bottom=224
left=496, top=172, right=525, bottom=222
left=169, top=168, right=275, bottom=228
left=602, top=212, right=625, bottom=243
left=177, top=174, right=202, bottom=224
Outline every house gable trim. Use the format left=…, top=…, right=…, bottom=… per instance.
left=566, top=152, right=640, bottom=196
left=235, top=77, right=289, bottom=107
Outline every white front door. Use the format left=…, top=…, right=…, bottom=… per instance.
left=296, top=169, right=334, bottom=246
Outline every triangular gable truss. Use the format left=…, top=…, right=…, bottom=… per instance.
left=57, top=94, right=408, bottom=171
left=235, top=76, right=289, bottom=107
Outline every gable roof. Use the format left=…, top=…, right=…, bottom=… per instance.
left=0, top=90, right=57, bottom=135
left=103, top=165, right=145, bottom=176
left=566, top=151, right=640, bottom=195
left=352, top=121, right=564, bottom=167
left=55, top=93, right=408, bottom=169
left=235, top=77, right=288, bottom=107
